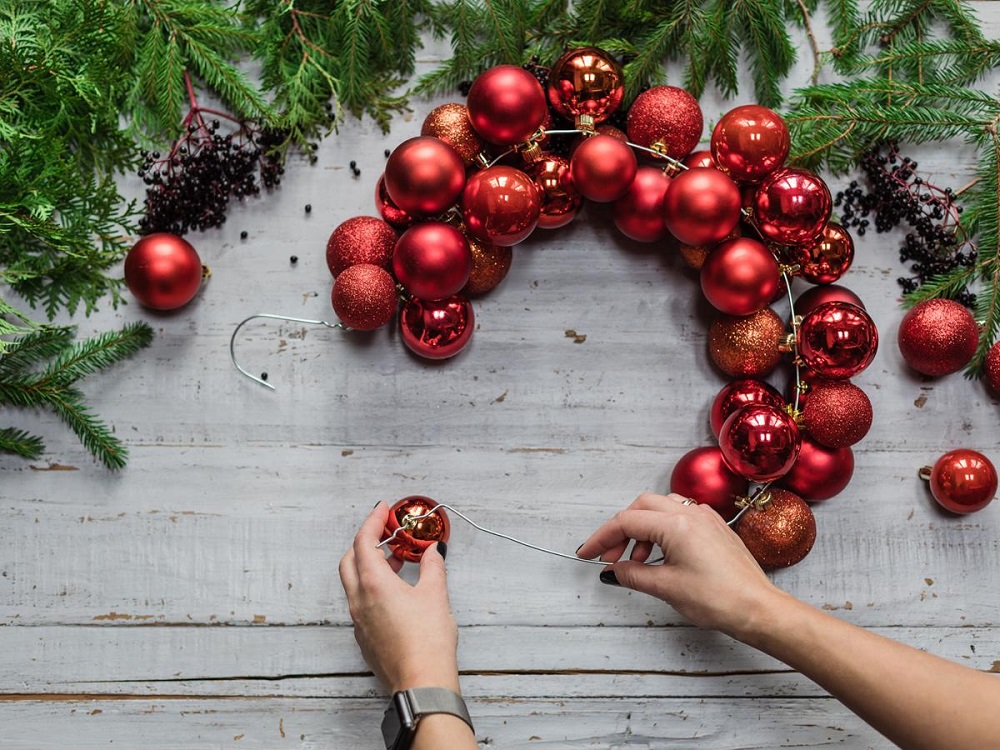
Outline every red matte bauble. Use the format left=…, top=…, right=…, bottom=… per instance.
left=383, top=136, right=466, bottom=216
left=325, top=216, right=398, bottom=277
left=663, top=167, right=742, bottom=246
left=547, top=47, right=624, bottom=126
left=778, top=437, right=854, bottom=501
left=421, top=103, right=486, bottom=164
left=708, top=308, right=785, bottom=377
left=796, top=222, right=854, bottom=284
left=926, top=449, right=997, bottom=514
left=719, top=404, right=802, bottom=483
left=467, top=65, right=547, bottom=146
left=710, top=378, right=785, bottom=438
left=568, top=124, right=628, bottom=159
left=986, top=342, right=1000, bottom=395
left=795, top=284, right=865, bottom=316
left=897, top=298, right=978, bottom=376
left=464, top=236, right=513, bottom=295
left=400, top=295, right=475, bottom=360
left=393, top=223, right=472, bottom=300
left=612, top=166, right=671, bottom=242
left=570, top=134, right=638, bottom=203
left=735, top=488, right=816, bottom=569
left=375, top=174, right=415, bottom=229
left=684, top=150, right=715, bottom=169
left=461, top=166, right=541, bottom=246
left=382, top=496, right=451, bottom=562
left=700, top=237, right=780, bottom=316
left=798, top=301, right=879, bottom=380
left=331, top=263, right=398, bottom=331
left=527, top=156, right=582, bottom=229
left=626, top=86, right=703, bottom=160
left=801, top=381, right=873, bottom=448
left=710, top=105, right=790, bottom=183
left=124, top=233, right=203, bottom=310
left=753, top=167, right=832, bottom=246
left=670, top=447, right=748, bottom=521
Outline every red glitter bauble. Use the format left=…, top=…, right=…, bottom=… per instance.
left=710, top=105, right=790, bottom=183
left=798, top=301, right=879, bottom=380
left=393, top=223, right=472, bottom=300
left=612, top=166, right=671, bottom=242
left=710, top=378, right=785, bottom=439
left=331, top=263, right=398, bottom=331
left=986, top=342, right=1000, bottom=395
left=382, top=496, right=451, bottom=563
left=925, top=449, right=997, bottom=514
left=795, top=283, right=865, bottom=316
left=570, top=134, right=638, bottom=203
left=700, top=237, right=780, bottom=316
left=719, top=404, right=802, bottom=483
left=547, top=47, right=624, bottom=126
left=421, top=103, right=485, bottom=164
left=383, top=136, right=466, bottom=216
left=669, top=446, right=748, bottom=521
left=683, top=150, right=715, bottom=169
left=663, top=167, right=742, bottom=246
left=708, top=308, right=785, bottom=377
left=461, top=166, right=541, bottom=246
left=400, top=295, right=474, bottom=360
left=753, top=167, right=832, bottom=246
left=735, top=488, right=816, bottom=569
left=626, top=85, right=703, bottom=160
left=467, top=65, right=547, bottom=146
left=778, top=437, right=854, bottom=501
left=464, top=236, right=513, bottom=295
left=124, top=233, right=203, bottom=310
left=325, top=216, right=398, bottom=277
left=897, top=298, right=978, bottom=376
left=375, top=174, right=415, bottom=229
left=527, top=156, right=582, bottom=229
left=801, top=381, right=873, bottom=448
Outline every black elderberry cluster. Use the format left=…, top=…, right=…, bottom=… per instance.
left=835, top=142, right=976, bottom=307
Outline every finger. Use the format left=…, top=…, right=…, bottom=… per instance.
left=630, top=540, right=653, bottom=563
left=354, top=502, right=392, bottom=578
left=577, top=508, right=670, bottom=559
left=339, top=549, right=360, bottom=598
left=416, top=542, right=447, bottom=593
left=612, top=558, right=679, bottom=600
left=387, top=554, right=405, bottom=575
left=631, top=492, right=688, bottom=511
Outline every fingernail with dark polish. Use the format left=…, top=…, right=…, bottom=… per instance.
left=599, top=570, right=619, bottom=586
left=575, top=543, right=585, bottom=555
left=373, top=500, right=381, bottom=509
left=436, top=541, right=448, bottom=560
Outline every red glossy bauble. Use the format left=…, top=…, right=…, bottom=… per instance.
left=798, top=301, right=879, bottom=380
left=986, top=342, right=1000, bottom=395
left=612, top=166, right=671, bottom=242
left=925, top=449, right=997, bottom=514
left=325, top=216, right=398, bottom=277
left=467, top=65, right=547, bottom=146
left=670, top=446, right=748, bottom=521
left=710, top=105, right=790, bottom=183
left=626, top=85, right=703, bottom=160
left=461, top=166, right=541, bottom=246
left=796, top=222, right=854, bottom=284
left=547, top=47, right=624, bottom=126
left=331, top=263, right=398, bottom=331
left=393, top=223, right=472, bottom=300
left=700, top=237, right=780, bottom=316
left=735, top=488, right=816, bottom=569
left=719, top=404, right=802, bottom=483
left=753, top=167, right=832, bottom=246
left=400, top=295, right=475, bottom=360
left=795, top=284, right=865, bottom=316
left=663, top=167, right=742, bottom=246
left=124, top=233, right=203, bottom=310
left=382, top=496, right=451, bottom=562
left=421, top=103, right=486, bottom=164
left=527, top=156, right=582, bottom=229
left=801, top=381, right=873, bottom=448
left=708, top=308, right=785, bottom=377
left=683, top=150, right=715, bottom=169
left=710, top=378, right=785, bottom=438
left=570, top=134, right=638, bottom=203
left=897, top=298, right=978, bottom=376
left=778, top=437, right=854, bottom=501
left=375, top=174, right=415, bottom=229
left=383, top=136, right=466, bottom=216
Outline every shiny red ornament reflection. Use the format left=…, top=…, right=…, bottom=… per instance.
left=527, top=156, right=582, bottom=229
left=683, top=150, right=715, bottom=169
left=400, top=295, right=475, bottom=360
left=467, top=65, right=547, bottom=146
left=612, top=166, right=671, bottom=242
left=461, top=166, right=541, bottom=246
left=753, top=167, right=832, bottom=246
left=710, top=105, right=790, bottom=183
left=382, top=496, right=451, bottom=562
left=663, top=167, right=742, bottom=246
left=570, top=134, right=638, bottom=203
left=778, top=437, right=854, bottom=502
left=794, top=284, right=865, bottom=316
left=719, top=404, right=802, bottom=483
left=925, top=449, right=997, bottom=514
left=393, top=223, right=472, bottom=301
left=124, top=233, right=203, bottom=310
left=670, top=447, right=748, bottom=521
left=700, top=237, right=780, bottom=316
left=796, top=222, right=854, bottom=284
left=710, top=378, right=785, bottom=438
left=798, top=301, right=878, bottom=380
left=384, top=137, right=466, bottom=216
left=375, top=174, right=415, bottom=229
left=547, top=47, right=624, bottom=126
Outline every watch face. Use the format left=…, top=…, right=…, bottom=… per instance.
left=382, top=693, right=417, bottom=750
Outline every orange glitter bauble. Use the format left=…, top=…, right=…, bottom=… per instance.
left=464, top=236, right=513, bottom=295
left=708, top=308, right=785, bottom=377
left=382, top=496, right=451, bottom=563
left=421, top=103, right=486, bottom=165
left=678, top=243, right=710, bottom=270
left=735, top=488, right=816, bottom=569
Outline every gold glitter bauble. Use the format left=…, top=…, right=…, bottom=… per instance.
left=735, top=488, right=816, bottom=569
left=678, top=243, right=710, bottom=270
left=464, top=236, right=513, bottom=295
left=421, top=103, right=486, bottom=165
left=708, top=308, right=784, bottom=377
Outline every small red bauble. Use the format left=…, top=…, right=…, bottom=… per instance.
left=710, top=105, right=790, bottom=183
left=124, top=233, right=203, bottom=310
left=464, top=236, right=513, bottom=295
left=382, top=496, right=451, bottom=562
left=331, top=263, right=398, bottom=331
left=670, top=446, right=748, bottom=521
left=708, top=308, right=785, bottom=377
left=924, top=449, right=997, bottom=514
left=383, top=136, right=466, bottom=216
left=683, top=150, right=715, bottom=169
left=467, top=65, right=547, bottom=146
left=710, top=378, right=785, bottom=438
left=400, top=295, right=475, bottom=360
left=735, top=488, right=816, bottom=569
left=663, top=167, right=742, bottom=246
left=801, top=381, right=873, bottom=448
left=796, top=222, right=854, bottom=285
left=612, top=166, right=671, bottom=242
left=393, top=223, right=472, bottom=300
left=777, top=437, right=854, bottom=502
left=421, top=103, right=485, bottom=165
left=325, top=216, right=398, bottom=277
left=570, top=134, right=638, bottom=203
left=897, top=298, right=978, bottom=376
left=798, top=301, right=879, bottom=380
left=700, top=237, right=780, bottom=316
left=626, top=85, right=703, bottom=160
left=986, top=341, right=1000, bottom=395
left=375, top=174, right=415, bottom=229
left=547, top=47, right=624, bottom=127
left=527, top=156, right=582, bottom=229
left=719, top=404, right=802, bottom=483
left=461, top=166, right=541, bottom=246
left=753, top=167, right=832, bottom=246
left=794, top=283, right=865, bottom=316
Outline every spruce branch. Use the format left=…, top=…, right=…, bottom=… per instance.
left=0, top=427, right=44, bottom=460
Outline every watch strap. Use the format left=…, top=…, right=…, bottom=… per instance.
left=405, top=687, right=473, bottom=731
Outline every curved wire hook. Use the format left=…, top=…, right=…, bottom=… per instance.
left=230, top=313, right=350, bottom=391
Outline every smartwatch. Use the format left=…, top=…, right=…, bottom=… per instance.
left=381, top=687, right=474, bottom=750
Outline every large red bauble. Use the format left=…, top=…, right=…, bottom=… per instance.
left=375, top=174, right=415, bottom=229
left=331, top=263, right=398, bottom=331
left=400, top=295, right=474, bottom=360
left=753, top=167, right=832, bottom=246
left=795, top=283, right=865, bottom=316
left=710, top=105, right=790, bottom=183
left=527, top=156, right=582, bottom=229
left=124, top=233, right=203, bottom=310
left=325, top=216, right=398, bottom=277
left=710, top=378, right=784, bottom=438
left=467, top=65, right=547, bottom=146
left=798, top=301, right=879, bottom=380
left=735, top=488, right=816, bottom=569
left=801, top=381, right=873, bottom=448
left=383, top=136, right=466, bottom=216
left=926, top=449, right=997, bottom=514
left=669, top=446, right=748, bottom=521
left=421, top=103, right=485, bottom=164
left=461, top=166, right=541, bottom=245
left=986, top=342, right=1000, bottom=395
left=547, top=47, right=624, bottom=126
left=612, top=166, right=671, bottom=242
left=663, top=167, right=742, bottom=246
left=382, top=496, right=451, bottom=562
left=897, top=298, right=978, bottom=376
left=700, top=237, right=780, bottom=316
left=778, top=437, right=854, bottom=501
left=393, top=223, right=472, bottom=300
left=796, top=222, right=854, bottom=284
left=719, top=404, right=802, bottom=483
left=626, top=86, right=703, bottom=160
left=708, top=308, right=785, bottom=377
left=570, top=134, right=638, bottom=203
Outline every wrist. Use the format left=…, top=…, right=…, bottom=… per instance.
left=391, top=665, right=461, bottom=695
left=724, top=585, right=797, bottom=647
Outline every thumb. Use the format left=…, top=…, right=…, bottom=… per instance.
left=416, top=542, right=448, bottom=592
left=611, top=559, right=675, bottom=600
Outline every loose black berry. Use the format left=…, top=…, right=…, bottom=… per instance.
left=240, top=230, right=248, bottom=239
left=290, top=255, right=298, bottom=264
left=305, top=204, right=312, bottom=213
left=261, top=372, right=268, bottom=381
left=384, top=149, right=391, bottom=158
